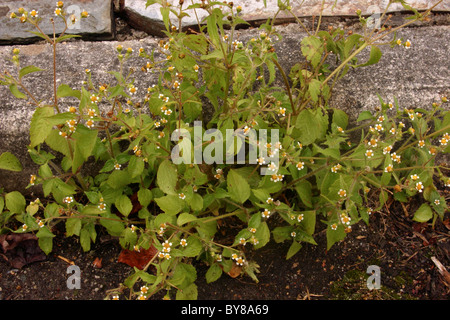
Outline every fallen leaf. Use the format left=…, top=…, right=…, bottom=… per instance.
left=0, top=233, right=47, bottom=269
left=118, top=245, right=158, bottom=270
left=227, top=263, right=242, bottom=278
left=93, top=257, right=102, bottom=269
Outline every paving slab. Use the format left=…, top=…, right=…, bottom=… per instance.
left=123, top=0, right=449, bottom=36
left=0, top=24, right=449, bottom=194
left=0, top=0, right=114, bottom=44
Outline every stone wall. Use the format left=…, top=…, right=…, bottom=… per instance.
left=0, top=0, right=449, bottom=195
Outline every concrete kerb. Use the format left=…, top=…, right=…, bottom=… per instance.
left=0, top=1, right=449, bottom=195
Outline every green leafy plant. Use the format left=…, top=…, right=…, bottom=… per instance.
left=0, top=0, right=448, bottom=300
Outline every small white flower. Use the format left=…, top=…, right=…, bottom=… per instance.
left=296, top=162, right=305, bottom=170
left=365, top=149, right=374, bottom=159
left=261, top=209, right=271, bottom=218
left=268, top=162, right=277, bottom=171
left=415, top=182, right=423, bottom=193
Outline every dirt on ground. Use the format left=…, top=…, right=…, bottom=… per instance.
left=1, top=187, right=449, bottom=301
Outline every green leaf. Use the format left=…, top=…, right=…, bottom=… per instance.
left=19, top=65, right=44, bottom=80
left=80, top=227, right=91, bottom=252
left=56, top=84, right=81, bottom=99
left=5, top=191, right=26, bottom=214
left=357, top=111, right=374, bottom=122
left=332, top=109, right=349, bottom=129
left=0, top=152, right=22, bottom=172
left=308, top=79, right=321, bottom=103
left=30, top=107, right=55, bottom=148
left=55, top=34, right=81, bottom=43
left=190, top=193, right=204, bottom=212
left=137, top=188, right=153, bottom=207
left=176, top=283, right=198, bottom=300
left=171, top=263, right=197, bottom=289
left=295, top=229, right=317, bottom=245
left=100, top=213, right=125, bottom=236
left=128, top=156, right=145, bottom=178
left=160, top=6, right=170, bottom=31
left=355, top=45, right=382, bottom=67
left=301, top=36, right=323, bottom=68
left=115, top=194, right=133, bottom=217
left=177, top=212, right=198, bottom=226
left=295, top=180, right=313, bottom=208
left=272, top=226, right=293, bottom=243
left=182, top=236, right=203, bottom=257
left=295, top=108, right=328, bottom=146
left=206, top=13, right=221, bottom=49
left=205, top=263, right=222, bottom=283
left=155, top=195, right=185, bottom=215
left=9, top=84, right=27, bottom=99
left=227, top=169, right=251, bottom=204
left=36, top=227, right=55, bottom=255
left=71, top=125, right=98, bottom=173
left=253, top=222, right=270, bottom=249
left=326, top=223, right=346, bottom=250
left=413, top=203, right=433, bottom=222
left=45, top=129, right=71, bottom=158
left=299, top=211, right=316, bottom=235
left=66, top=218, right=82, bottom=237
left=286, top=241, right=302, bottom=260
left=107, top=169, right=131, bottom=189
left=119, top=227, right=137, bottom=249
left=157, top=160, right=178, bottom=195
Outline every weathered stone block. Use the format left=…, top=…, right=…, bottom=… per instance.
left=0, top=0, right=115, bottom=44
left=123, top=0, right=449, bottom=36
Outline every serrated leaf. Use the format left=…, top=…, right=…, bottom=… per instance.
left=205, top=263, right=222, bottom=283
left=155, top=195, right=185, bottom=215
left=356, top=110, right=374, bottom=122
left=9, top=84, right=27, bottom=99
left=157, top=160, right=178, bottom=195
left=326, top=223, right=346, bottom=250
left=354, top=45, right=382, bottom=67
left=177, top=212, right=198, bottom=226
left=115, top=194, right=132, bottom=217
left=66, top=218, right=82, bottom=237
left=137, top=188, right=153, bottom=207
left=227, top=169, right=251, bottom=204
left=413, top=203, right=433, bottom=222
left=19, top=65, right=44, bottom=80
left=295, top=108, right=328, bottom=146
left=286, top=241, right=302, bottom=260
left=36, top=226, right=55, bottom=255
left=176, top=283, right=198, bottom=300
left=80, top=227, right=91, bottom=252
left=295, top=180, right=313, bottom=208
left=55, top=34, right=81, bottom=43
left=5, top=191, right=26, bottom=214
left=30, top=107, right=54, bottom=148
left=0, top=152, right=22, bottom=172
left=56, top=84, right=81, bottom=99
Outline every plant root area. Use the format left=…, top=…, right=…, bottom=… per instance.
left=1, top=192, right=449, bottom=301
